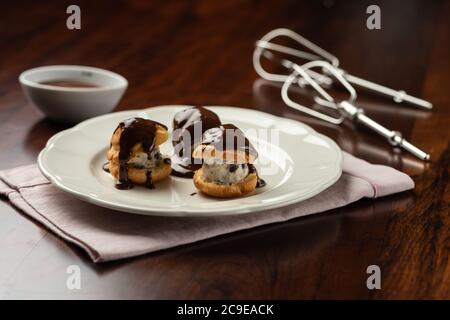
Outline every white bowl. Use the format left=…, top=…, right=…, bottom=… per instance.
left=19, top=65, right=128, bottom=124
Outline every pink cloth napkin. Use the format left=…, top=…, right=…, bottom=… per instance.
left=0, top=152, right=414, bottom=263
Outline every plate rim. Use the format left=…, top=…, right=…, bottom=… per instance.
left=37, top=105, right=343, bottom=217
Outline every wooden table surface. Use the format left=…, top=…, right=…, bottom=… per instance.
left=0, top=0, right=449, bottom=299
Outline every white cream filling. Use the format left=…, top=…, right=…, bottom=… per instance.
left=127, top=147, right=163, bottom=169
left=202, top=162, right=249, bottom=184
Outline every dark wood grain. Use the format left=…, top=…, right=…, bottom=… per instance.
left=0, top=0, right=449, bottom=299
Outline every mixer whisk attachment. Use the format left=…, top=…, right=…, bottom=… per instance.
left=253, top=28, right=431, bottom=161
left=254, top=28, right=432, bottom=110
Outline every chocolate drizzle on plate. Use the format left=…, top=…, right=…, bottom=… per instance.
left=102, top=162, right=110, bottom=173
left=112, top=117, right=167, bottom=190
left=171, top=106, right=221, bottom=177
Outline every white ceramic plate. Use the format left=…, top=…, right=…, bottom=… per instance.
left=38, top=105, right=342, bottom=217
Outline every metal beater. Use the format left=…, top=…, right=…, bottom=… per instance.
left=253, top=28, right=431, bottom=161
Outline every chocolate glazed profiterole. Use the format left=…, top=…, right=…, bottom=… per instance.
left=192, top=124, right=266, bottom=198
left=171, top=106, right=221, bottom=177
left=106, top=117, right=171, bottom=189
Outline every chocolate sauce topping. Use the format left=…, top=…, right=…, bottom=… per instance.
left=145, top=170, right=155, bottom=189
left=170, top=157, right=199, bottom=178
left=171, top=107, right=221, bottom=177
left=201, top=124, right=258, bottom=158
left=113, top=117, right=167, bottom=189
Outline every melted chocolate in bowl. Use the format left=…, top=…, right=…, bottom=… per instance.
left=40, top=79, right=100, bottom=88
left=171, top=106, right=221, bottom=177
left=111, top=117, right=167, bottom=190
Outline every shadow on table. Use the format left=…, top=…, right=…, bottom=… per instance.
left=23, top=117, right=71, bottom=154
